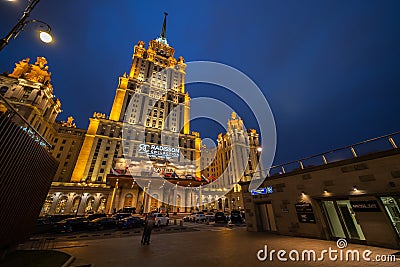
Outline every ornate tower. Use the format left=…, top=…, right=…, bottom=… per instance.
left=71, top=14, right=199, bottom=183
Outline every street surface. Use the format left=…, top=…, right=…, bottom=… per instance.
left=41, top=221, right=399, bottom=267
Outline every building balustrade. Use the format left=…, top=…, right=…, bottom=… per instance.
left=256, top=131, right=400, bottom=178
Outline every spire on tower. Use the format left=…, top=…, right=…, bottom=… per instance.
left=161, top=12, right=168, bottom=39
left=156, top=12, right=169, bottom=45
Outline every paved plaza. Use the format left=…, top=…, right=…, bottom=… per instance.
left=55, top=225, right=399, bottom=267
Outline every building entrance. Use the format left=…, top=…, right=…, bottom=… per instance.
left=322, top=200, right=366, bottom=241
left=256, top=203, right=277, bottom=232
left=380, top=196, right=400, bottom=236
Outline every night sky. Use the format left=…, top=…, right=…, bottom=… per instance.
left=1, top=0, right=400, bottom=166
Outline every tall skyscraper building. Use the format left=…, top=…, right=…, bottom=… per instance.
left=40, top=14, right=202, bottom=215
left=71, top=13, right=201, bottom=185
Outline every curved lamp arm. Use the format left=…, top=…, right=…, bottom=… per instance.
left=0, top=0, right=53, bottom=52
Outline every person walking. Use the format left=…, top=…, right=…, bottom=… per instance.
left=141, top=214, right=154, bottom=245
left=141, top=214, right=148, bottom=245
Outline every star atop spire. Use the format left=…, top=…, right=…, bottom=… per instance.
left=156, top=12, right=169, bottom=45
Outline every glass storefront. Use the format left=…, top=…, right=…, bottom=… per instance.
left=336, top=200, right=366, bottom=240
left=380, top=196, right=400, bottom=236
left=322, top=201, right=346, bottom=238
left=322, top=200, right=365, bottom=240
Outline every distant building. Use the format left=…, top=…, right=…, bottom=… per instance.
left=201, top=112, right=264, bottom=211
left=0, top=58, right=92, bottom=215
left=0, top=57, right=61, bottom=142
left=0, top=57, right=86, bottom=181
left=52, top=117, right=86, bottom=182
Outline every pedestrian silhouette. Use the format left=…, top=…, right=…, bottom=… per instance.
left=141, top=214, right=154, bottom=245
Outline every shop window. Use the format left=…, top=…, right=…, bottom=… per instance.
left=124, top=193, right=133, bottom=207
left=322, top=200, right=366, bottom=240
left=150, top=194, right=159, bottom=211
left=380, top=196, right=400, bottom=236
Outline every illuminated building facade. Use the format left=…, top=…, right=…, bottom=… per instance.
left=0, top=58, right=107, bottom=216
left=52, top=117, right=86, bottom=182
left=0, top=57, right=61, bottom=142
left=43, top=14, right=203, bottom=215
left=70, top=41, right=200, bottom=184
left=201, top=112, right=264, bottom=211
left=1, top=17, right=262, bottom=216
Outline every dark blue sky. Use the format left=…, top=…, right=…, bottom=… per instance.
left=1, top=0, right=400, bottom=165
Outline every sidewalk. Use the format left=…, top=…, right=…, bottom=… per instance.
left=58, top=228, right=399, bottom=267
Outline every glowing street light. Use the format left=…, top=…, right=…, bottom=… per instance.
left=0, top=0, right=53, bottom=52
left=39, top=29, right=52, bottom=43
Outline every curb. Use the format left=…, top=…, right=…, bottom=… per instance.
left=61, top=255, right=75, bottom=267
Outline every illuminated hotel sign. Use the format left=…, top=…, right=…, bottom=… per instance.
left=138, top=143, right=180, bottom=159
left=250, top=186, right=273, bottom=195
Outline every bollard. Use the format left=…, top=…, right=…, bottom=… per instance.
left=180, top=220, right=183, bottom=227
left=174, top=219, right=177, bottom=225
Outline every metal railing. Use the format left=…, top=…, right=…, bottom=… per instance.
left=258, top=131, right=399, bottom=178
left=0, top=94, right=52, bottom=151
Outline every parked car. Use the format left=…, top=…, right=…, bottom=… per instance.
left=88, top=217, right=117, bottom=230
left=183, top=214, right=192, bottom=222
left=117, top=207, right=136, bottom=214
left=111, top=213, right=132, bottom=221
left=54, top=217, right=90, bottom=232
left=36, top=216, right=53, bottom=226
left=215, top=212, right=228, bottom=223
left=43, top=214, right=74, bottom=224
left=205, top=212, right=215, bottom=222
left=117, top=216, right=145, bottom=229
left=190, top=212, right=205, bottom=223
left=33, top=217, right=55, bottom=234
left=152, top=213, right=169, bottom=226
left=230, top=210, right=243, bottom=224
left=85, top=213, right=107, bottom=221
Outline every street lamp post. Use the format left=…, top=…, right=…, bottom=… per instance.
left=0, top=0, right=53, bottom=52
